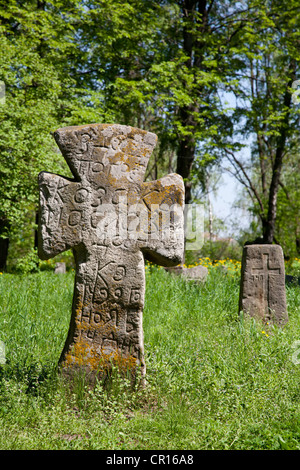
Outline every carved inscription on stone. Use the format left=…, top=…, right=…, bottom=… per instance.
left=38, top=123, right=185, bottom=380
left=238, top=244, right=288, bottom=325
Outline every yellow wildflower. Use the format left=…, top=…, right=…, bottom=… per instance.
left=261, top=330, right=269, bottom=337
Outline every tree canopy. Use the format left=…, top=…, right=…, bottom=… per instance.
left=0, top=0, right=300, bottom=270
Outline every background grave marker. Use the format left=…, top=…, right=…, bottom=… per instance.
left=238, top=244, right=288, bottom=324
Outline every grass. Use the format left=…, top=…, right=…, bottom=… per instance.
left=0, top=260, right=300, bottom=450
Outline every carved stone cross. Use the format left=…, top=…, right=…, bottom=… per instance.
left=250, top=253, right=281, bottom=312
left=239, top=244, right=288, bottom=324
left=38, top=124, right=184, bottom=381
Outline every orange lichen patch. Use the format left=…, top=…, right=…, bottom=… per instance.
left=141, top=179, right=184, bottom=207
left=62, top=339, right=138, bottom=374
left=63, top=340, right=98, bottom=369
left=111, top=349, right=137, bottom=375
left=75, top=299, right=84, bottom=317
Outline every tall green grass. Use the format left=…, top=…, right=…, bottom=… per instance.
left=0, top=266, right=300, bottom=449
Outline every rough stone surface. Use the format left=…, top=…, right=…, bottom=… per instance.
left=54, top=262, right=66, bottom=274
left=38, top=123, right=184, bottom=381
left=165, top=265, right=208, bottom=283
left=238, top=244, right=288, bottom=324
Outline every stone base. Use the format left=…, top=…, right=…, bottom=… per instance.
left=59, top=356, right=145, bottom=389
left=165, top=265, right=208, bottom=283
left=238, top=244, right=288, bottom=325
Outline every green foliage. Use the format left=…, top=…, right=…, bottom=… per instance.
left=274, top=150, right=300, bottom=258
left=0, top=2, right=70, bottom=231
left=185, top=240, right=243, bottom=265
left=14, top=248, right=39, bottom=274
left=285, top=258, right=300, bottom=278
left=0, top=0, right=106, bottom=245
left=1, top=0, right=300, bottom=261
left=1, top=267, right=300, bottom=449
left=217, top=0, right=300, bottom=247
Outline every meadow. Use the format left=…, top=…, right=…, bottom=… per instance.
left=1, top=259, right=300, bottom=450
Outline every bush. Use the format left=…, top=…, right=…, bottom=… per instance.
left=185, top=239, right=242, bottom=265
left=14, top=248, right=39, bottom=274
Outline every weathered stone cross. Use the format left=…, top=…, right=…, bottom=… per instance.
left=250, top=253, right=281, bottom=314
left=239, top=244, right=288, bottom=324
left=38, top=124, right=184, bottom=381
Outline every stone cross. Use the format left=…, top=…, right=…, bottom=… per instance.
left=238, top=244, right=288, bottom=324
left=38, top=124, right=184, bottom=381
left=250, top=253, right=281, bottom=310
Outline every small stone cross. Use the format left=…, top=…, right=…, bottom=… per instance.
left=38, top=124, right=184, bottom=381
left=239, top=244, right=288, bottom=324
left=250, top=253, right=281, bottom=315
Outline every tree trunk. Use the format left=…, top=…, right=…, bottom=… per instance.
left=0, top=238, right=9, bottom=272
left=176, top=118, right=196, bottom=204
left=176, top=0, right=207, bottom=204
left=0, top=218, right=10, bottom=271
left=263, top=63, right=295, bottom=244
left=34, top=211, right=39, bottom=250
left=296, top=220, right=300, bottom=256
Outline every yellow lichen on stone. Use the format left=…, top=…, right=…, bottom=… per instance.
left=62, top=337, right=137, bottom=375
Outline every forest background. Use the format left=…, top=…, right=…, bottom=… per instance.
left=1, top=0, right=300, bottom=272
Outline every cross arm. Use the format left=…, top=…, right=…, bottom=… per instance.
left=138, top=173, right=185, bottom=267
left=38, top=171, right=82, bottom=260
